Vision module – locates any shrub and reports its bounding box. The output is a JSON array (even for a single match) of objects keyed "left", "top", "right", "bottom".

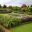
[
  {"left": 10, "top": 17, "right": 21, "bottom": 27},
  {"left": 0, "top": 14, "right": 24, "bottom": 28},
  {"left": 0, "top": 14, "right": 11, "bottom": 28}
]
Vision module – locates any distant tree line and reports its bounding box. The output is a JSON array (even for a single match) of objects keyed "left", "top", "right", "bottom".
[
  {"left": 0, "top": 4, "right": 7, "bottom": 8},
  {"left": 0, "top": 4, "right": 32, "bottom": 13}
]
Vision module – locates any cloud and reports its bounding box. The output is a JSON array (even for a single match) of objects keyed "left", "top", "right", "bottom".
[
  {"left": 0, "top": 0, "right": 11, "bottom": 5},
  {"left": 0, "top": 0, "right": 32, "bottom": 6}
]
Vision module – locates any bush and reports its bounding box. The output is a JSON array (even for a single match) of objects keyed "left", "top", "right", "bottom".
[
  {"left": 0, "top": 14, "right": 26, "bottom": 28},
  {"left": 0, "top": 14, "right": 29, "bottom": 28},
  {"left": 0, "top": 14, "right": 11, "bottom": 28},
  {"left": 10, "top": 17, "right": 21, "bottom": 27}
]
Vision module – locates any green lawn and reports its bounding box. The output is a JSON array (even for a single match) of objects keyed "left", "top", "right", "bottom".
[{"left": 12, "top": 23, "right": 32, "bottom": 32}]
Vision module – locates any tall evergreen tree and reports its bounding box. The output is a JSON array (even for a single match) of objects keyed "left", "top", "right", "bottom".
[
  {"left": 3, "top": 5, "right": 7, "bottom": 8},
  {"left": 0, "top": 4, "right": 2, "bottom": 8}
]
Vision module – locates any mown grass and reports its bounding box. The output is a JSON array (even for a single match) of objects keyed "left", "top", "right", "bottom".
[{"left": 12, "top": 23, "right": 32, "bottom": 32}]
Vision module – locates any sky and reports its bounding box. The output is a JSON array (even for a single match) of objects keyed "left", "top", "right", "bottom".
[{"left": 0, "top": 0, "right": 32, "bottom": 7}]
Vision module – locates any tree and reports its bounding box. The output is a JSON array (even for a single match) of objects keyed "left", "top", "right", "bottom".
[
  {"left": 21, "top": 4, "right": 28, "bottom": 12},
  {"left": 31, "top": 5, "right": 32, "bottom": 7},
  {"left": 29, "top": 7, "right": 32, "bottom": 12},
  {"left": 0, "top": 4, "right": 2, "bottom": 8},
  {"left": 21, "top": 4, "right": 27, "bottom": 8},
  {"left": 3, "top": 5, "right": 7, "bottom": 8},
  {"left": 12, "top": 6, "right": 20, "bottom": 13}
]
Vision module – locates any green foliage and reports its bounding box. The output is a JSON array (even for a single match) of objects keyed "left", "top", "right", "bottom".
[
  {"left": 3, "top": 5, "right": 7, "bottom": 8},
  {"left": 30, "top": 5, "right": 32, "bottom": 7},
  {"left": 0, "top": 4, "right": 2, "bottom": 8},
  {"left": 0, "top": 14, "right": 32, "bottom": 28},
  {"left": 0, "top": 15, "right": 11, "bottom": 28},
  {"left": 0, "top": 14, "right": 21, "bottom": 28},
  {"left": 29, "top": 7, "right": 32, "bottom": 12},
  {"left": 10, "top": 17, "right": 21, "bottom": 27},
  {"left": 0, "top": 4, "right": 32, "bottom": 13}
]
